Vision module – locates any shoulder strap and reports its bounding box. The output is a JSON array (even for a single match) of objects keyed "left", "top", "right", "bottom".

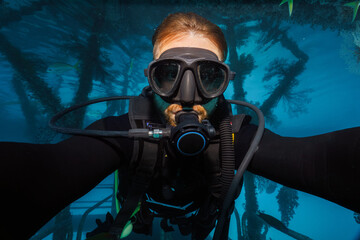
[
  {"left": 128, "top": 86, "right": 161, "bottom": 125},
  {"left": 110, "top": 87, "right": 164, "bottom": 237},
  {"left": 128, "top": 86, "right": 163, "bottom": 170},
  {"left": 231, "top": 114, "right": 251, "bottom": 133},
  {"left": 110, "top": 140, "right": 162, "bottom": 236},
  {"left": 203, "top": 142, "right": 222, "bottom": 199}
]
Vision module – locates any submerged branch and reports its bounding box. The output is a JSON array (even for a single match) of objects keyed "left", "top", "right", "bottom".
[
  {"left": 11, "top": 73, "right": 38, "bottom": 136},
  {"left": 70, "top": 6, "right": 106, "bottom": 128},
  {"left": 0, "top": 32, "right": 63, "bottom": 115},
  {"left": 257, "top": 212, "right": 313, "bottom": 240},
  {"left": 0, "top": 0, "right": 50, "bottom": 29},
  {"left": 260, "top": 22, "right": 309, "bottom": 123}
]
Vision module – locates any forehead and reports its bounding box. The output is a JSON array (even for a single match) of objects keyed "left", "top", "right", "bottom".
[
  {"left": 157, "top": 34, "right": 222, "bottom": 60},
  {"left": 159, "top": 47, "right": 219, "bottom": 60}
]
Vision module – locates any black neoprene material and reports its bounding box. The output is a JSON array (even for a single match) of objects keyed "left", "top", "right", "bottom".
[
  {"left": 235, "top": 124, "right": 360, "bottom": 214},
  {"left": 1, "top": 114, "right": 359, "bottom": 239}
]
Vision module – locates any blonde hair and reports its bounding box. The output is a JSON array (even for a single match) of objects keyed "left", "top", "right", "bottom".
[
  {"left": 152, "top": 12, "right": 227, "bottom": 61},
  {"left": 165, "top": 104, "right": 208, "bottom": 126}
]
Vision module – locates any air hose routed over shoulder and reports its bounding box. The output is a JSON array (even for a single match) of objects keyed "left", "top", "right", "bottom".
[
  {"left": 213, "top": 99, "right": 265, "bottom": 240},
  {"left": 218, "top": 101, "right": 235, "bottom": 202},
  {"left": 217, "top": 103, "right": 236, "bottom": 239}
]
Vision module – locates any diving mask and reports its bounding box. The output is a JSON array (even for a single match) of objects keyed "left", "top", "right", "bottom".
[{"left": 145, "top": 48, "right": 235, "bottom": 105}]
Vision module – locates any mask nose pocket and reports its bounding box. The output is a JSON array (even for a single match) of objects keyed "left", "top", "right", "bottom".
[{"left": 175, "top": 70, "right": 197, "bottom": 106}]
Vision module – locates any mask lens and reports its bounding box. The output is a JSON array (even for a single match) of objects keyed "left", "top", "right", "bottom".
[
  {"left": 198, "top": 61, "right": 226, "bottom": 95},
  {"left": 152, "top": 62, "right": 179, "bottom": 94}
]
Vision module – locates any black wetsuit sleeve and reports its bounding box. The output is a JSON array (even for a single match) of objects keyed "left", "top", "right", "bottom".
[
  {"left": 234, "top": 124, "right": 360, "bottom": 213},
  {"left": 0, "top": 114, "right": 133, "bottom": 239}
]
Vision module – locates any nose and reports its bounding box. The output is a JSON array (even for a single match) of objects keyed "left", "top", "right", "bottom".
[{"left": 173, "top": 70, "right": 202, "bottom": 107}]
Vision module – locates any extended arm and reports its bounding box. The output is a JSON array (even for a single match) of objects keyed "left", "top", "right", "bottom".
[
  {"left": 235, "top": 125, "right": 360, "bottom": 213},
  {"left": 0, "top": 115, "right": 132, "bottom": 239}
]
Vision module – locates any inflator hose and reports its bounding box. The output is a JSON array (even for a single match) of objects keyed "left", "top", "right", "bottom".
[
  {"left": 218, "top": 111, "right": 235, "bottom": 239},
  {"left": 212, "top": 99, "right": 265, "bottom": 240},
  {"left": 218, "top": 103, "right": 235, "bottom": 201}
]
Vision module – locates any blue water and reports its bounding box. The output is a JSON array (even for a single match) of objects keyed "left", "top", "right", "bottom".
[
  {"left": 225, "top": 24, "right": 360, "bottom": 240},
  {"left": 0, "top": 1, "right": 359, "bottom": 239}
]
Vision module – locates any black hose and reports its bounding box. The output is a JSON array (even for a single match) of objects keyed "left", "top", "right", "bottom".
[
  {"left": 212, "top": 100, "right": 236, "bottom": 239},
  {"left": 213, "top": 99, "right": 265, "bottom": 240},
  {"left": 49, "top": 96, "right": 134, "bottom": 137},
  {"left": 218, "top": 102, "right": 235, "bottom": 201}
]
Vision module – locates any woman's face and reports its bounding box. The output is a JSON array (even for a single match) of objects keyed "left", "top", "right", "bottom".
[
  {"left": 153, "top": 34, "right": 222, "bottom": 126},
  {"left": 156, "top": 34, "right": 222, "bottom": 60}
]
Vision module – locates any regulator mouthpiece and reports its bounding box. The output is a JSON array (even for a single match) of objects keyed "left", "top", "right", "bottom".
[{"left": 170, "top": 111, "right": 215, "bottom": 156}]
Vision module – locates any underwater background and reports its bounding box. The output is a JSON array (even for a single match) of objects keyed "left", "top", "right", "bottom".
[{"left": 0, "top": 0, "right": 359, "bottom": 239}]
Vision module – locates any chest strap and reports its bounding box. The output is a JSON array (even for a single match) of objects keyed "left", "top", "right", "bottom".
[{"left": 109, "top": 140, "right": 162, "bottom": 236}]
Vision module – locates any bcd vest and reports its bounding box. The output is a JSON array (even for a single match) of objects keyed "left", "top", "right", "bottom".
[{"left": 110, "top": 87, "right": 250, "bottom": 239}]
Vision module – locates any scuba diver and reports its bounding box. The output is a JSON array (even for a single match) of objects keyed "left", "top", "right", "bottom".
[{"left": 1, "top": 12, "right": 360, "bottom": 240}]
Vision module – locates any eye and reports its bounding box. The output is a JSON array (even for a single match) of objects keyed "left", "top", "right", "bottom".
[
  {"left": 152, "top": 62, "right": 179, "bottom": 93},
  {"left": 198, "top": 61, "right": 226, "bottom": 93}
]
